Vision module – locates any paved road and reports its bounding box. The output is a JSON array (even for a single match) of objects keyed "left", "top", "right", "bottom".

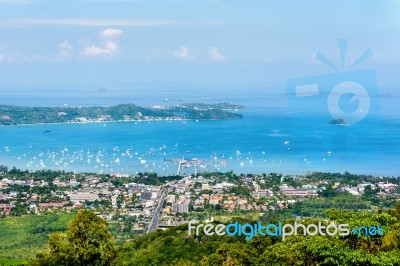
[{"left": 146, "top": 188, "right": 167, "bottom": 233}]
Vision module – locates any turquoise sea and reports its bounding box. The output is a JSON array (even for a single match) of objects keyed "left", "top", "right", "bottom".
[{"left": 0, "top": 88, "right": 399, "bottom": 176}]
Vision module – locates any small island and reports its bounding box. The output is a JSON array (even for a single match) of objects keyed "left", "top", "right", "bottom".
[
  {"left": 0, "top": 102, "right": 243, "bottom": 126},
  {"left": 329, "top": 118, "right": 347, "bottom": 125}
]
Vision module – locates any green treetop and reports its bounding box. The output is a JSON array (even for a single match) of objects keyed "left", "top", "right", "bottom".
[{"left": 31, "top": 209, "right": 118, "bottom": 266}]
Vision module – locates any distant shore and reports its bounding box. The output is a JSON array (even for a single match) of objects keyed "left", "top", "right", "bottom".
[
  {"left": 0, "top": 102, "right": 243, "bottom": 126},
  {"left": 0, "top": 116, "right": 242, "bottom": 128}
]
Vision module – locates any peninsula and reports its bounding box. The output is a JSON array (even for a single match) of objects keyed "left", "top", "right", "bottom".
[{"left": 0, "top": 103, "right": 243, "bottom": 126}]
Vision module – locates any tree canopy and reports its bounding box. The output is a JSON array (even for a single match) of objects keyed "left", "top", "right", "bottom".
[{"left": 31, "top": 209, "right": 118, "bottom": 266}]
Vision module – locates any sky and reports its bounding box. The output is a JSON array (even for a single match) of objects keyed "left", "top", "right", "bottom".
[{"left": 0, "top": 0, "right": 399, "bottom": 97}]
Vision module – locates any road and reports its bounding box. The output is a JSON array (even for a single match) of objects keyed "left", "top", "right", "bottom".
[{"left": 146, "top": 187, "right": 167, "bottom": 233}]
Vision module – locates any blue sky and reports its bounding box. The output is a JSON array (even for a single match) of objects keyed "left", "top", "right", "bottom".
[{"left": 0, "top": 0, "right": 399, "bottom": 94}]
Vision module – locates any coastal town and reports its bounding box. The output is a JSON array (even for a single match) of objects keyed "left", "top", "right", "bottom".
[
  {"left": 0, "top": 102, "right": 244, "bottom": 126},
  {"left": 1, "top": 166, "right": 399, "bottom": 239}
]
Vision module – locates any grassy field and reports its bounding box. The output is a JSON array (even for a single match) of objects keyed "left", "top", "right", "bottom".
[
  {"left": 0, "top": 258, "right": 30, "bottom": 266},
  {"left": 0, "top": 212, "right": 75, "bottom": 265},
  {"left": 213, "top": 211, "right": 260, "bottom": 223}
]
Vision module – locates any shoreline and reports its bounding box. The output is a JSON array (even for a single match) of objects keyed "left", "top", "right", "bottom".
[
  {"left": 0, "top": 117, "right": 242, "bottom": 128},
  {"left": 0, "top": 114, "right": 397, "bottom": 177},
  {"left": 0, "top": 156, "right": 397, "bottom": 178},
  {"left": 0, "top": 102, "right": 244, "bottom": 127},
  {"left": 0, "top": 164, "right": 396, "bottom": 178}
]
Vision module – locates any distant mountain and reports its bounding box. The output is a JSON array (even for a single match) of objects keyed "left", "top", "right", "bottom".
[{"left": 0, "top": 103, "right": 243, "bottom": 125}]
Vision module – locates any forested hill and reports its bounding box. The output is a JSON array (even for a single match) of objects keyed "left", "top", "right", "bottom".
[
  {"left": 117, "top": 208, "right": 400, "bottom": 266},
  {"left": 0, "top": 103, "right": 243, "bottom": 125}
]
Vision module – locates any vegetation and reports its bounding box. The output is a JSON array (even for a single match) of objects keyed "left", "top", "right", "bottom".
[
  {"left": 32, "top": 210, "right": 118, "bottom": 266},
  {"left": 0, "top": 213, "right": 75, "bottom": 265},
  {"left": 0, "top": 103, "right": 243, "bottom": 125},
  {"left": 117, "top": 206, "right": 400, "bottom": 266},
  {"left": 132, "top": 172, "right": 183, "bottom": 186},
  {"left": 4, "top": 204, "right": 400, "bottom": 265},
  {"left": 329, "top": 118, "right": 347, "bottom": 125},
  {"left": 272, "top": 193, "right": 373, "bottom": 219},
  {"left": 1, "top": 169, "right": 400, "bottom": 265}
]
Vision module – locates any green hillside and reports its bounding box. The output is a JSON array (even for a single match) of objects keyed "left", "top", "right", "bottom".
[{"left": 0, "top": 103, "right": 243, "bottom": 125}]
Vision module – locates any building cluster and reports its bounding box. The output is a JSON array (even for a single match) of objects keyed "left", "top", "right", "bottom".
[
  {"left": 279, "top": 184, "right": 320, "bottom": 197},
  {"left": 1, "top": 172, "right": 399, "bottom": 233},
  {"left": 340, "top": 181, "right": 398, "bottom": 196}
]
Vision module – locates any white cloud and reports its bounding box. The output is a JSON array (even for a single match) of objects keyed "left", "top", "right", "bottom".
[
  {"left": 209, "top": 46, "right": 226, "bottom": 62},
  {"left": 0, "top": 41, "right": 73, "bottom": 63},
  {"left": 83, "top": 41, "right": 118, "bottom": 56},
  {"left": 100, "top": 29, "right": 123, "bottom": 39},
  {"left": 0, "top": 51, "right": 19, "bottom": 62},
  {"left": 174, "top": 46, "right": 195, "bottom": 60},
  {"left": 25, "top": 54, "right": 43, "bottom": 62},
  {"left": 104, "top": 41, "right": 118, "bottom": 53},
  {"left": 1, "top": 52, "right": 44, "bottom": 63},
  {"left": 84, "top": 45, "right": 103, "bottom": 56},
  {"left": 83, "top": 28, "right": 123, "bottom": 57},
  {"left": 57, "top": 41, "right": 72, "bottom": 60}
]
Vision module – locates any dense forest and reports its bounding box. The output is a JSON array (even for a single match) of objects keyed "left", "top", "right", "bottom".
[
  {"left": 26, "top": 205, "right": 400, "bottom": 266},
  {"left": 0, "top": 103, "right": 243, "bottom": 125}
]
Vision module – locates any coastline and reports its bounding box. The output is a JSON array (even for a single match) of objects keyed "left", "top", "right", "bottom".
[
  {"left": 0, "top": 116, "right": 242, "bottom": 128},
  {"left": 0, "top": 162, "right": 395, "bottom": 177},
  {"left": 0, "top": 102, "right": 244, "bottom": 127},
  {"left": 0, "top": 113, "right": 397, "bottom": 177}
]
